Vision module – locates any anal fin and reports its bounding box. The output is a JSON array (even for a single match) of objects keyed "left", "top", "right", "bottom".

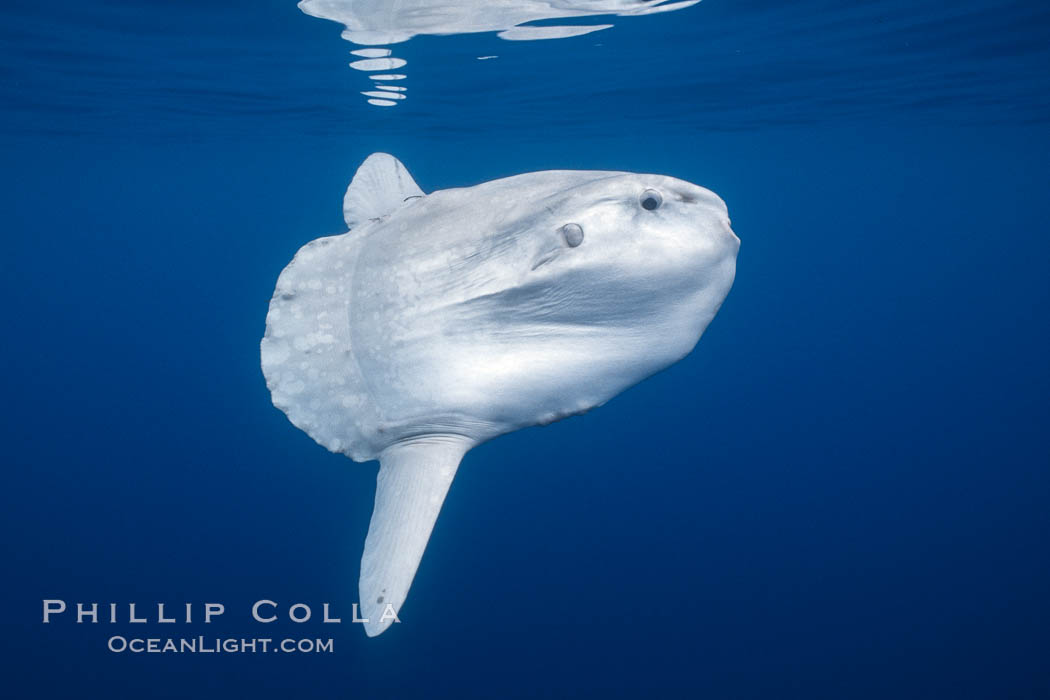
[{"left": 359, "top": 437, "right": 470, "bottom": 637}]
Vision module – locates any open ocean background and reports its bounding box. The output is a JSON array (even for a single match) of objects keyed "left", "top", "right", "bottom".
[{"left": 3, "top": 0, "right": 1049, "bottom": 697}]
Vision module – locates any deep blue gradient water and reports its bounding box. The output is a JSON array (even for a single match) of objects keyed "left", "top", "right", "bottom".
[{"left": 3, "top": 1, "right": 1049, "bottom": 698}]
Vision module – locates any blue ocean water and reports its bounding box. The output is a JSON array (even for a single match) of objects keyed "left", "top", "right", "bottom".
[{"left": 2, "top": 0, "right": 1049, "bottom": 697}]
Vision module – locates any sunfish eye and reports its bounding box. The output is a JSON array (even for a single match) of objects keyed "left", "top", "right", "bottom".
[
  {"left": 640, "top": 189, "right": 663, "bottom": 211},
  {"left": 560, "top": 222, "right": 584, "bottom": 247}
]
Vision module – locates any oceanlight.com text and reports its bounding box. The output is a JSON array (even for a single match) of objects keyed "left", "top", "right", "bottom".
[{"left": 107, "top": 636, "right": 334, "bottom": 654}]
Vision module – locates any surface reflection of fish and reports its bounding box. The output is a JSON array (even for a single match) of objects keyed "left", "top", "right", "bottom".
[
  {"left": 261, "top": 153, "right": 739, "bottom": 636},
  {"left": 299, "top": 0, "right": 703, "bottom": 105},
  {"left": 299, "top": 0, "right": 702, "bottom": 45}
]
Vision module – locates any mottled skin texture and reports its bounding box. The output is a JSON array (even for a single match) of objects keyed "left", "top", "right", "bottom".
[{"left": 260, "top": 154, "right": 738, "bottom": 635}]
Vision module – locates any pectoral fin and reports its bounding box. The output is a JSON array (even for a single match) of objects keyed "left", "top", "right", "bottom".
[{"left": 359, "top": 438, "right": 470, "bottom": 637}]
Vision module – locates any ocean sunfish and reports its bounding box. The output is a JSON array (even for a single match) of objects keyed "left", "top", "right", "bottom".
[{"left": 260, "top": 153, "right": 739, "bottom": 636}]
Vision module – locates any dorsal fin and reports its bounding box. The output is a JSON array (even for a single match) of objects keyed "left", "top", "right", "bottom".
[{"left": 343, "top": 153, "right": 424, "bottom": 229}]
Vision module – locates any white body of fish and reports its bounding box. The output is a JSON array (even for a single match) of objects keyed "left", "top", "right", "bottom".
[{"left": 261, "top": 153, "right": 738, "bottom": 635}]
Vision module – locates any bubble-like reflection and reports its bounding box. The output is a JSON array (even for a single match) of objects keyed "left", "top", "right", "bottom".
[
  {"left": 349, "top": 57, "right": 408, "bottom": 72},
  {"left": 351, "top": 48, "right": 391, "bottom": 58},
  {"left": 298, "top": 0, "right": 701, "bottom": 107},
  {"left": 362, "top": 91, "right": 407, "bottom": 100}
]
